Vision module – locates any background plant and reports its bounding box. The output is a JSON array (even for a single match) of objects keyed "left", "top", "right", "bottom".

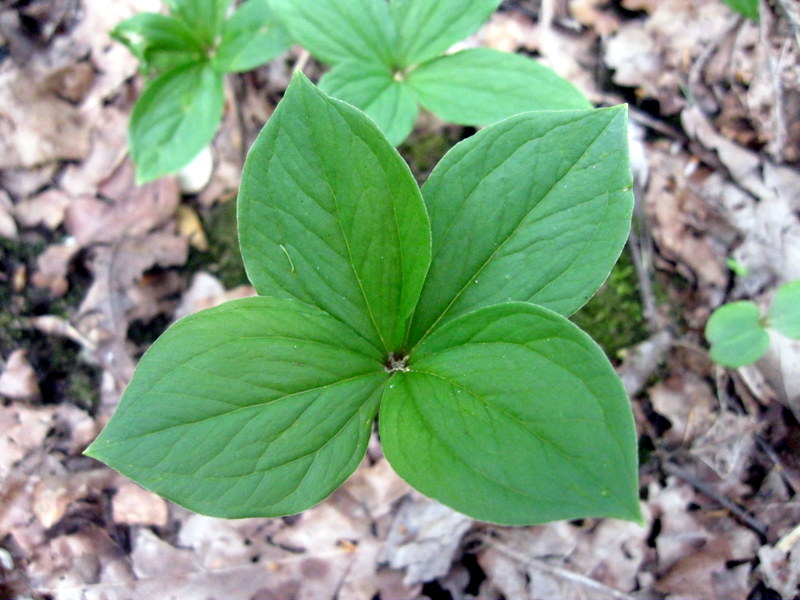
[
  {"left": 269, "top": 0, "right": 591, "bottom": 145},
  {"left": 113, "top": 0, "right": 291, "bottom": 183},
  {"left": 706, "top": 280, "right": 800, "bottom": 368},
  {"left": 86, "top": 74, "right": 640, "bottom": 526}
]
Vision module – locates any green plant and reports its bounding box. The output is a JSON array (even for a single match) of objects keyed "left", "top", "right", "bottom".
[
  {"left": 706, "top": 280, "right": 800, "bottom": 368},
  {"left": 113, "top": 0, "right": 292, "bottom": 183},
  {"left": 86, "top": 74, "right": 640, "bottom": 525},
  {"left": 269, "top": 0, "right": 591, "bottom": 145},
  {"left": 721, "top": 0, "right": 759, "bottom": 20}
]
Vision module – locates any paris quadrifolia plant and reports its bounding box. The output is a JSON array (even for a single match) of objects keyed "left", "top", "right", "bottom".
[
  {"left": 113, "top": 0, "right": 292, "bottom": 183},
  {"left": 269, "top": 0, "right": 591, "bottom": 145},
  {"left": 115, "top": 0, "right": 591, "bottom": 182},
  {"left": 86, "top": 74, "right": 642, "bottom": 526}
]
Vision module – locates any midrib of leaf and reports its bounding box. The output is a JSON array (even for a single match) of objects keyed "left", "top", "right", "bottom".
[
  {"left": 138, "top": 61, "right": 213, "bottom": 164},
  {"left": 401, "top": 374, "right": 593, "bottom": 506},
  {"left": 292, "top": 4, "right": 393, "bottom": 66},
  {"left": 331, "top": 184, "right": 391, "bottom": 354},
  {"left": 308, "top": 101, "right": 393, "bottom": 355},
  {"left": 406, "top": 114, "right": 613, "bottom": 349},
  {"left": 393, "top": 1, "right": 439, "bottom": 64},
  {"left": 118, "top": 370, "right": 383, "bottom": 443},
  {"left": 247, "top": 132, "right": 387, "bottom": 356},
  {"left": 119, "top": 377, "right": 382, "bottom": 504}
]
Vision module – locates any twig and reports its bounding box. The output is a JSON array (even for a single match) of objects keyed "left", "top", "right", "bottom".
[
  {"left": 626, "top": 106, "right": 688, "bottom": 143},
  {"left": 661, "top": 461, "right": 769, "bottom": 540},
  {"left": 293, "top": 49, "right": 311, "bottom": 75},
  {"left": 759, "top": 3, "right": 790, "bottom": 162},
  {"left": 687, "top": 15, "right": 741, "bottom": 113},
  {"left": 755, "top": 433, "right": 800, "bottom": 495},
  {"left": 487, "top": 540, "right": 639, "bottom": 600},
  {"left": 772, "top": 0, "right": 800, "bottom": 46}
]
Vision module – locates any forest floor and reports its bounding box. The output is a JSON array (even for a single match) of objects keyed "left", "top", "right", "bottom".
[{"left": 1, "top": 0, "right": 800, "bottom": 598}]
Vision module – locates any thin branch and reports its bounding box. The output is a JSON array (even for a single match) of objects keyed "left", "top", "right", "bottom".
[
  {"left": 487, "top": 540, "right": 639, "bottom": 600},
  {"left": 662, "top": 461, "right": 769, "bottom": 540}
]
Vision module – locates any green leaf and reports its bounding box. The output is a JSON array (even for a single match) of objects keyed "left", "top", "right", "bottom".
[
  {"left": 767, "top": 280, "right": 800, "bottom": 339},
  {"left": 111, "top": 13, "right": 205, "bottom": 74},
  {"left": 85, "top": 297, "right": 386, "bottom": 518},
  {"left": 705, "top": 301, "right": 769, "bottom": 367},
  {"left": 381, "top": 302, "right": 641, "bottom": 525},
  {"left": 130, "top": 62, "right": 224, "bottom": 184},
  {"left": 214, "top": 0, "right": 293, "bottom": 73},
  {"left": 406, "top": 106, "right": 633, "bottom": 348},
  {"left": 390, "top": 0, "right": 502, "bottom": 67},
  {"left": 722, "top": 0, "right": 759, "bottom": 20},
  {"left": 269, "top": 0, "right": 395, "bottom": 66},
  {"left": 166, "top": 0, "right": 231, "bottom": 47},
  {"left": 406, "top": 48, "right": 590, "bottom": 126},
  {"left": 319, "top": 61, "right": 419, "bottom": 145},
  {"left": 238, "top": 73, "right": 431, "bottom": 354}
]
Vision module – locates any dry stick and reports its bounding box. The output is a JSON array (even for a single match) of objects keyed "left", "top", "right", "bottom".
[
  {"left": 661, "top": 461, "right": 770, "bottom": 540},
  {"left": 487, "top": 540, "right": 639, "bottom": 600},
  {"left": 687, "top": 14, "right": 741, "bottom": 111},
  {"left": 293, "top": 49, "right": 311, "bottom": 75},
  {"left": 759, "top": 3, "right": 790, "bottom": 162},
  {"left": 626, "top": 106, "right": 688, "bottom": 143},
  {"left": 754, "top": 433, "right": 800, "bottom": 494},
  {"left": 772, "top": 0, "right": 800, "bottom": 46}
]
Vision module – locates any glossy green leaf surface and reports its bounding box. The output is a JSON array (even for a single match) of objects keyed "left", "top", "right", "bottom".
[
  {"left": 381, "top": 303, "right": 641, "bottom": 525},
  {"left": 111, "top": 13, "right": 204, "bottom": 74},
  {"left": 390, "top": 0, "right": 502, "bottom": 67},
  {"left": 130, "top": 62, "right": 224, "bottom": 184},
  {"left": 214, "top": 0, "right": 292, "bottom": 73},
  {"left": 767, "top": 280, "right": 800, "bottom": 339},
  {"left": 269, "top": 0, "right": 395, "bottom": 66},
  {"left": 85, "top": 297, "right": 386, "bottom": 518},
  {"left": 722, "top": 0, "right": 759, "bottom": 20},
  {"left": 319, "top": 61, "right": 419, "bottom": 145},
  {"left": 406, "top": 106, "right": 633, "bottom": 347},
  {"left": 166, "top": 0, "right": 231, "bottom": 47},
  {"left": 706, "top": 301, "right": 769, "bottom": 367},
  {"left": 407, "top": 48, "right": 590, "bottom": 125},
  {"left": 238, "top": 73, "right": 430, "bottom": 354}
]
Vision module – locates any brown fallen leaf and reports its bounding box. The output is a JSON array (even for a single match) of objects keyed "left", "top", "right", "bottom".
[
  {"left": 59, "top": 107, "right": 129, "bottom": 197},
  {"left": 0, "top": 56, "right": 93, "bottom": 169},
  {"left": 111, "top": 482, "right": 169, "bottom": 527},
  {"left": 644, "top": 143, "right": 728, "bottom": 310},
  {"left": 0, "top": 350, "right": 40, "bottom": 401},
  {"left": 758, "top": 543, "right": 800, "bottom": 599},
  {"left": 648, "top": 373, "right": 718, "bottom": 446},
  {"left": 378, "top": 496, "right": 473, "bottom": 586},
  {"left": 0, "top": 404, "right": 55, "bottom": 480},
  {"left": 64, "top": 171, "right": 180, "bottom": 247},
  {"left": 0, "top": 189, "right": 18, "bottom": 239},
  {"left": 13, "top": 188, "right": 71, "bottom": 230},
  {"left": 30, "top": 240, "right": 79, "bottom": 297},
  {"left": 692, "top": 411, "right": 759, "bottom": 481}
]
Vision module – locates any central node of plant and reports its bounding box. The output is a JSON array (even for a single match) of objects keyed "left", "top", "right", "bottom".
[{"left": 384, "top": 351, "right": 410, "bottom": 373}]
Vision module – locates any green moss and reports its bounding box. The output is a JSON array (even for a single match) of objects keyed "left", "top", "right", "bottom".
[
  {"left": 187, "top": 199, "right": 249, "bottom": 289},
  {"left": 399, "top": 129, "right": 459, "bottom": 184},
  {"left": 572, "top": 250, "right": 648, "bottom": 359},
  {"left": 0, "top": 235, "right": 100, "bottom": 409}
]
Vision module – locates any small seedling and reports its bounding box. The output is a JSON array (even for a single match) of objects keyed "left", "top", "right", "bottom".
[
  {"left": 86, "top": 75, "right": 640, "bottom": 525},
  {"left": 269, "top": 0, "right": 591, "bottom": 145},
  {"left": 113, "top": 0, "right": 292, "bottom": 183},
  {"left": 706, "top": 280, "right": 800, "bottom": 368}
]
